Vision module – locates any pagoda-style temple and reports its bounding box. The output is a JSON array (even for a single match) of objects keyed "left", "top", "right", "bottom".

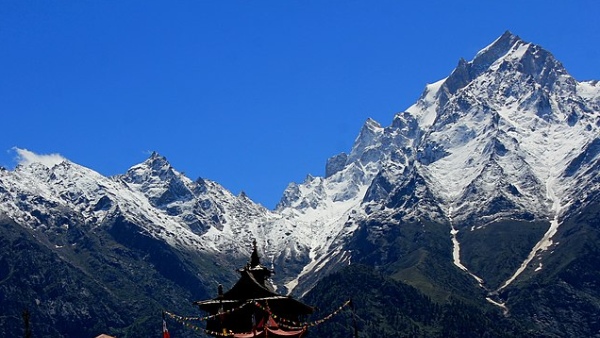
[{"left": 194, "top": 240, "right": 313, "bottom": 337}]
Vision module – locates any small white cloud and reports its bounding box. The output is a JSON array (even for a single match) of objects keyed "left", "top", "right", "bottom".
[{"left": 13, "top": 147, "right": 67, "bottom": 168}]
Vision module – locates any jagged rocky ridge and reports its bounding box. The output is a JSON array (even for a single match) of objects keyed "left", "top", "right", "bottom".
[{"left": 2, "top": 31, "right": 600, "bottom": 336}]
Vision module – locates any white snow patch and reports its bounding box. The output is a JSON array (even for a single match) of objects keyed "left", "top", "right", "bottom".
[
  {"left": 406, "top": 78, "right": 445, "bottom": 128},
  {"left": 578, "top": 80, "right": 600, "bottom": 99},
  {"left": 486, "top": 297, "right": 509, "bottom": 315},
  {"left": 448, "top": 207, "right": 485, "bottom": 286},
  {"left": 282, "top": 184, "right": 367, "bottom": 295}
]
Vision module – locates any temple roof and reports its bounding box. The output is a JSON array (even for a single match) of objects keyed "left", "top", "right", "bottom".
[{"left": 194, "top": 240, "right": 313, "bottom": 316}]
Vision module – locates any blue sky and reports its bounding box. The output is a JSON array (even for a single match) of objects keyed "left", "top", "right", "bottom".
[{"left": 1, "top": 1, "right": 599, "bottom": 209}]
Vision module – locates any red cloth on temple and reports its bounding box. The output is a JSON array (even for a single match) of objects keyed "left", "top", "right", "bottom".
[
  {"left": 232, "top": 328, "right": 305, "bottom": 338},
  {"left": 233, "top": 315, "right": 306, "bottom": 338}
]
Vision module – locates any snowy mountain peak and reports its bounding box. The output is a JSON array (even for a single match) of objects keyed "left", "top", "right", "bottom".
[
  {"left": 347, "top": 118, "right": 384, "bottom": 165},
  {"left": 124, "top": 152, "right": 178, "bottom": 182},
  {"left": 399, "top": 32, "right": 600, "bottom": 225},
  {"left": 408, "top": 31, "right": 572, "bottom": 129},
  {"left": 445, "top": 31, "right": 567, "bottom": 99},
  {"left": 473, "top": 31, "right": 522, "bottom": 66},
  {"left": 440, "top": 31, "right": 520, "bottom": 98},
  {"left": 325, "top": 152, "right": 348, "bottom": 178}
]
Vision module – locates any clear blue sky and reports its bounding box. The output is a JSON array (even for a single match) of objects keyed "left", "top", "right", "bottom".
[{"left": 1, "top": 1, "right": 599, "bottom": 209}]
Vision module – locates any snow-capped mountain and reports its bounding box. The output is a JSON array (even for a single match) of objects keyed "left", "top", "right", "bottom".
[
  {"left": 3, "top": 31, "right": 600, "bottom": 336},
  {"left": 4, "top": 31, "right": 600, "bottom": 291},
  {"left": 274, "top": 31, "right": 600, "bottom": 296},
  {"left": 406, "top": 31, "right": 600, "bottom": 224}
]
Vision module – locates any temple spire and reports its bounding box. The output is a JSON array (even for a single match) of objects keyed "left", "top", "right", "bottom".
[{"left": 250, "top": 239, "right": 260, "bottom": 268}]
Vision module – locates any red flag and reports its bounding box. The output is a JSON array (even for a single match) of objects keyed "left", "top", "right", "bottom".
[{"left": 163, "top": 318, "right": 170, "bottom": 338}]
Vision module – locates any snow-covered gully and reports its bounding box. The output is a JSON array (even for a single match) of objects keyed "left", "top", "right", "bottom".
[
  {"left": 449, "top": 207, "right": 509, "bottom": 314},
  {"left": 448, "top": 207, "right": 485, "bottom": 288},
  {"left": 497, "top": 178, "right": 563, "bottom": 293},
  {"left": 448, "top": 207, "right": 485, "bottom": 286}
]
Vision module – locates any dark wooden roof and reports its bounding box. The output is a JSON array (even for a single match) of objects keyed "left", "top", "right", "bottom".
[{"left": 194, "top": 240, "right": 313, "bottom": 316}]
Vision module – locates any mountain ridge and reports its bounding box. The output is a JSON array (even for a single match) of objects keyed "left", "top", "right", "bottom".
[{"left": 3, "top": 32, "right": 600, "bottom": 336}]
